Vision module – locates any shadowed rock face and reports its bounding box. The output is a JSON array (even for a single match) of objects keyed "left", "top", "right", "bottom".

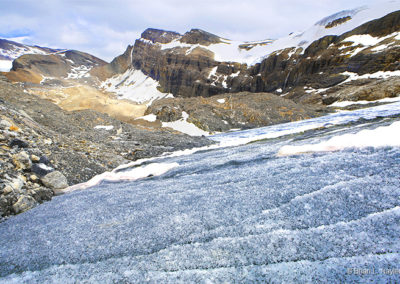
[
  {"left": 91, "top": 45, "right": 134, "bottom": 81},
  {"left": 141, "top": 28, "right": 181, "bottom": 44},
  {"left": 180, "top": 29, "right": 222, "bottom": 45},
  {"left": 97, "top": 10, "right": 400, "bottom": 103}
]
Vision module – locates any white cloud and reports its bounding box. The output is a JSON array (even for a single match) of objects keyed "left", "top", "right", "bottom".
[{"left": 0, "top": 0, "right": 396, "bottom": 61}]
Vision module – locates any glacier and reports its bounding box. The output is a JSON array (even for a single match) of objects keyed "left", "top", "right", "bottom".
[{"left": 0, "top": 101, "right": 399, "bottom": 283}]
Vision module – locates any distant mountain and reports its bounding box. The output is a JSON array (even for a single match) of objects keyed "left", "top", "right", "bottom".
[
  {"left": 2, "top": 2, "right": 399, "bottom": 133},
  {"left": 0, "top": 38, "right": 106, "bottom": 84},
  {"left": 6, "top": 50, "right": 106, "bottom": 84},
  {"left": 0, "top": 38, "right": 61, "bottom": 71},
  {"left": 91, "top": 1, "right": 399, "bottom": 106}
]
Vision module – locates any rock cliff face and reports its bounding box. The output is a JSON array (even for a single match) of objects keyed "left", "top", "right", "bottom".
[
  {"left": 98, "top": 8, "right": 400, "bottom": 106},
  {"left": 132, "top": 32, "right": 225, "bottom": 98}
]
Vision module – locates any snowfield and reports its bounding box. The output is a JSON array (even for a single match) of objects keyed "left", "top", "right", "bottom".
[{"left": 101, "top": 68, "right": 174, "bottom": 104}]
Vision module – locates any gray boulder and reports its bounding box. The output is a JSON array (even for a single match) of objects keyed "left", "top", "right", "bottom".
[
  {"left": 0, "top": 119, "right": 12, "bottom": 129},
  {"left": 41, "top": 171, "right": 68, "bottom": 190}
]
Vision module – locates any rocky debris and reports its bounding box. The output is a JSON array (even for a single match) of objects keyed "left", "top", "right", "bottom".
[
  {"left": 30, "top": 154, "right": 40, "bottom": 162},
  {"left": 12, "top": 151, "right": 32, "bottom": 170},
  {"left": 0, "top": 119, "right": 12, "bottom": 129},
  {"left": 12, "top": 195, "right": 38, "bottom": 214},
  {"left": 0, "top": 75, "right": 213, "bottom": 219},
  {"left": 10, "top": 138, "right": 29, "bottom": 148},
  {"left": 0, "top": 117, "right": 58, "bottom": 218},
  {"left": 147, "top": 92, "right": 325, "bottom": 132},
  {"left": 321, "top": 77, "right": 400, "bottom": 105},
  {"left": 280, "top": 76, "right": 400, "bottom": 106},
  {"left": 40, "top": 171, "right": 68, "bottom": 190}
]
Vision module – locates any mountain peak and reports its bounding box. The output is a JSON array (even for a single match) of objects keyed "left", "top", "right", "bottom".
[
  {"left": 180, "top": 29, "right": 222, "bottom": 45},
  {"left": 140, "top": 28, "right": 181, "bottom": 44}
]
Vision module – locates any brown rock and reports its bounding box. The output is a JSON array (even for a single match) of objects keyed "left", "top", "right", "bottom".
[
  {"left": 12, "top": 195, "right": 38, "bottom": 214},
  {"left": 12, "top": 151, "right": 32, "bottom": 170}
]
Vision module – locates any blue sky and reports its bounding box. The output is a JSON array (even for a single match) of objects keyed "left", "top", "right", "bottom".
[{"left": 0, "top": 0, "right": 395, "bottom": 61}]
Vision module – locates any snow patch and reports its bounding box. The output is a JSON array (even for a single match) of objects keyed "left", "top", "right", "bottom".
[
  {"left": 343, "top": 34, "right": 383, "bottom": 46},
  {"left": 94, "top": 125, "right": 114, "bottom": 130},
  {"left": 37, "top": 163, "right": 54, "bottom": 171},
  {"left": 162, "top": 111, "right": 209, "bottom": 136},
  {"left": 341, "top": 70, "right": 400, "bottom": 84},
  {"left": 135, "top": 114, "right": 157, "bottom": 122},
  {"left": 65, "top": 162, "right": 179, "bottom": 192},
  {"left": 0, "top": 44, "right": 48, "bottom": 61},
  {"left": 0, "top": 60, "right": 13, "bottom": 72},
  {"left": 277, "top": 121, "right": 400, "bottom": 156},
  {"left": 208, "top": 66, "right": 218, "bottom": 79},
  {"left": 340, "top": 32, "right": 400, "bottom": 56},
  {"left": 230, "top": 71, "right": 240, "bottom": 78},
  {"left": 329, "top": 96, "right": 400, "bottom": 107},
  {"left": 67, "top": 65, "right": 91, "bottom": 79},
  {"left": 101, "top": 69, "right": 173, "bottom": 104}
]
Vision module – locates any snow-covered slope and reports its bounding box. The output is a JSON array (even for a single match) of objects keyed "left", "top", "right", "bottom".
[
  {"left": 100, "top": 68, "right": 173, "bottom": 104},
  {"left": 0, "top": 38, "right": 59, "bottom": 72},
  {"left": 143, "top": 1, "right": 399, "bottom": 65}
]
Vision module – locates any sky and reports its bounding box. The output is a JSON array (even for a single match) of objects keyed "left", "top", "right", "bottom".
[{"left": 0, "top": 0, "right": 395, "bottom": 62}]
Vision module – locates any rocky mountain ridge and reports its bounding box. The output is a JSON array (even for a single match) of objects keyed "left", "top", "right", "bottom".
[
  {"left": 89, "top": 4, "right": 400, "bottom": 131},
  {"left": 98, "top": 7, "right": 400, "bottom": 103},
  {"left": 0, "top": 38, "right": 60, "bottom": 72},
  {"left": 1, "top": 4, "right": 399, "bottom": 135}
]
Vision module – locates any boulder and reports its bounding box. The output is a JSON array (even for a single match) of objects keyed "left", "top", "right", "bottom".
[
  {"left": 9, "top": 139, "right": 29, "bottom": 148},
  {"left": 31, "top": 155, "right": 40, "bottom": 163},
  {"left": 39, "top": 155, "right": 52, "bottom": 165},
  {"left": 31, "top": 187, "right": 53, "bottom": 202},
  {"left": 9, "top": 176, "right": 25, "bottom": 193},
  {"left": 0, "top": 119, "right": 12, "bottom": 129},
  {"left": 41, "top": 171, "right": 68, "bottom": 190},
  {"left": 12, "top": 151, "right": 32, "bottom": 170},
  {"left": 31, "top": 163, "right": 54, "bottom": 177},
  {"left": 12, "top": 195, "right": 38, "bottom": 214}
]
